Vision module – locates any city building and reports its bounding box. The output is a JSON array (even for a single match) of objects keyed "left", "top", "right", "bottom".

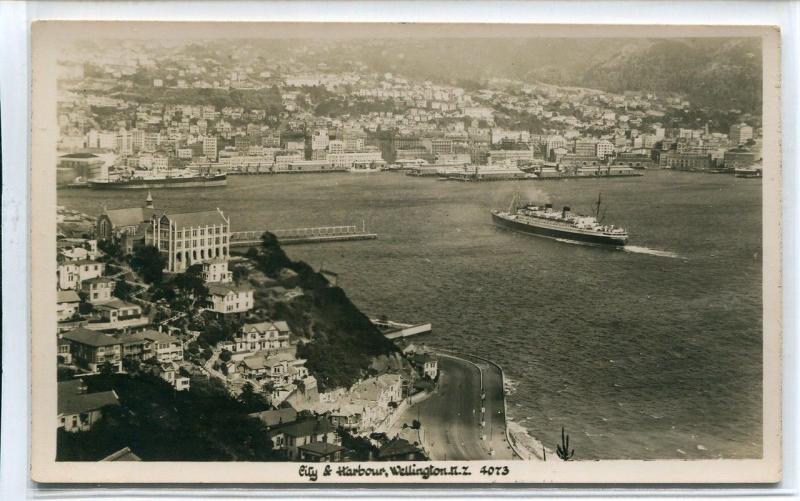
[
  {"left": 224, "top": 321, "right": 291, "bottom": 354},
  {"left": 206, "top": 282, "right": 254, "bottom": 315},
  {"left": 95, "top": 193, "right": 160, "bottom": 255},
  {"left": 57, "top": 290, "right": 81, "bottom": 321},
  {"left": 61, "top": 327, "right": 124, "bottom": 372},
  {"left": 57, "top": 153, "right": 107, "bottom": 185},
  {"left": 202, "top": 259, "right": 233, "bottom": 283},
  {"left": 80, "top": 276, "right": 115, "bottom": 304},
  {"left": 203, "top": 135, "right": 218, "bottom": 160},
  {"left": 58, "top": 379, "right": 119, "bottom": 432},
  {"left": 267, "top": 417, "right": 340, "bottom": 461},
  {"left": 56, "top": 259, "right": 106, "bottom": 291},
  {"left": 729, "top": 123, "right": 754, "bottom": 145},
  {"left": 148, "top": 208, "right": 231, "bottom": 273}
]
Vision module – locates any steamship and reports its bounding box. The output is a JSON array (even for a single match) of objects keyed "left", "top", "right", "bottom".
[
  {"left": 491, "top": 193, "right": 628, "bottom": 247},
  {"left": 88, "top": 168, "right": 226, "bottom": 190}
]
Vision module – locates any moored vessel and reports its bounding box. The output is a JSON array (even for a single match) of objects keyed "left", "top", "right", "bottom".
[
  {"left": 87, "top": 170, "right": 227, "bottom": 189},
  {"left": 491, "top": 193, "right": 628, "bottom": 247}
]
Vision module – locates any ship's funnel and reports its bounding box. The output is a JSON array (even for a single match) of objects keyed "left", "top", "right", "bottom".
[
  {"left": 562, "top": 206, "right": 571, "bottom": 217},
  {"left": 545, "top": 203, "right": 553, "bottom": 209}
]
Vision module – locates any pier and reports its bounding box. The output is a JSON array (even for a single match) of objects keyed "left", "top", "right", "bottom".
[
  {"left": 230, "top": 224, "right": 377, "bottom": 247},
  {"left": 372, "top": 319, "right": 433, "bottom": 340}
]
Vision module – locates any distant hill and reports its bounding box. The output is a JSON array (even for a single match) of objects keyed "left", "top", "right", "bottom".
[
  {"left": 577, "top": 38, "right": 762, "bottom": 114},
  {"left": 329, "top": 37, "right": 763, "bottom": 115}
]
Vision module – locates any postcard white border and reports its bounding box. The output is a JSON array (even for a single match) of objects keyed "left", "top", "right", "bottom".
[{"left": 0, "top": 2, "right": 798, "bottom": 492}]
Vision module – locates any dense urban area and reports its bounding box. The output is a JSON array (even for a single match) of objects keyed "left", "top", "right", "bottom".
[{"left": 55, "top": 38, "right": 763, "bottom": 463}]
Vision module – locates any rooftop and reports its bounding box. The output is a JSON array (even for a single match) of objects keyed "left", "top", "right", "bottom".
[
  {"left": 270, "top": 418, "right": 336, "bottom": 438},
  {"left": 61, "top": 327, "right": 122, "bottom": 347},
  {"left": 57, "top": 290, "right": 81, "bottom": 303},
  {"left": 162, "top": 209, "right": 228, "bottom": 229},
  {"left": 297, "top": 442, "right": 345, "bottom": 456},
  {"left": 249, "top": 407, "right": 298, "bottom": 428},
  {"left": 58, "top": 379, "right": 119, "bottom": 416}
]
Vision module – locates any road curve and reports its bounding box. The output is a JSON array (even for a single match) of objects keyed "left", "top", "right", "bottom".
[{"left": 397, "top": 355, "right": 515, "bottom": 460}]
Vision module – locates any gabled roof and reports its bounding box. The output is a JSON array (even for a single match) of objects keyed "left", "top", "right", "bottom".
[
  {"left": 101, "top": 447, "right": 142, "bottom": 462},
  {"left": 62, "top": 327, "right": 121, "bottom": 347},
  {"left": 57, "top": 290, "right": 81, "bottom": 303},
  {"left": 208, "top": 282, "right": 252, "bottom": 297},
  {"left": 297, "top": 442, "right": 345, "bottom": 456},
  {"left": 82, "top": 276, "right": 115, "bottom": 284},
  {"left": 377, "top": 438, "right": 423, "bottom": 459},
  {"left": 103, "top": 207, "right": 158, "bottom": 229},
  {"left": 162, "top": 209, "right": 227, "bottom": 229},
  {"left": 123, "top": 329, "right": 179, "bottom": 345},
  {"left": 95, "top": 299, "right": 140, "bottom": 311},
  {"left": 270, "top": 418, "right": 336, "bottom": 438},
  {"left": 249, "top": 408, "right": 298, "bottom": 428},
  {"left": 244, "top": 320, "right": 290, "bottom": 335},
  {"left": 58, "top": 379, "right": 119, "bottom": 415}
]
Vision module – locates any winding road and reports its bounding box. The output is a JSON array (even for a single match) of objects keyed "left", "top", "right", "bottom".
[{"left": 396, "top": 354, "right": 515, "bottom": 460}]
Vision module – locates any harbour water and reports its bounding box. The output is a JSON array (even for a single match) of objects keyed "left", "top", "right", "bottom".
[{"left": 58, "top": 170, "right": 763, "bottom": 460}]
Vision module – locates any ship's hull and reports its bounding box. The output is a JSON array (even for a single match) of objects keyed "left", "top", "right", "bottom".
[
  {"left": 492, "top": 212, "right": 627, "bottom": 247},
  {"left": 88, "top": 174, "right": 227, "bottom": 189}
]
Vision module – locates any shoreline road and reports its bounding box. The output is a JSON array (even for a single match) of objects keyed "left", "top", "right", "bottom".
[{"left": 395, "top": 354, "right": 515, "bottom": 460}]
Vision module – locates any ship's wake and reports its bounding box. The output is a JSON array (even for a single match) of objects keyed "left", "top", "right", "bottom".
[{"left": 624, "top": 245, "right": 683, "bottom": 259}]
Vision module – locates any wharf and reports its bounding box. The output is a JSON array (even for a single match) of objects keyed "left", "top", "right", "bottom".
[
  {"left": 372, "top": 319, "right": 432, "bottom": 340},
  {"left": 230, "top": 225, "right": 377, "bottom": 247}
]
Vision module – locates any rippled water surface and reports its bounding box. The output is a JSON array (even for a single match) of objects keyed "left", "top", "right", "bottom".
[{"left": 59, "top": 170, "right": 763, "bottom": 459}]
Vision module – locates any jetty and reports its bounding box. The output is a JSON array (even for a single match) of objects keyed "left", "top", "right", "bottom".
[
  {"left": 230, "top": 224, "right": 377, "bottom": 247},
  {"left": 372, "top": 319, "right": 432, "bottom": 340}
]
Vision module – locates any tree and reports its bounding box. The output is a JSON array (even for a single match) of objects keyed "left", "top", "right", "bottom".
[
  {"left": 237, "top": 382, "right": 269, "bottom": 413},
  {"left": 219, "top": 349, "right": 232, "bottom": 363},
  {"left": 131, "top": 245, "right": 166, "bottom": 284},
  {"left": 114, "top": 280, "right": 135, "bottom": 301},
  {"left": 556, "top": 427, "right": 575, "bottom": 461},
  {"left": 173, "top": 266, "right": 209, "bottom": 305}
]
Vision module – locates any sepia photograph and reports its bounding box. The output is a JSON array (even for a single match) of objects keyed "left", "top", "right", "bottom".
[{"left": 29, "top": 21, "right": 782, "bottom": 484}]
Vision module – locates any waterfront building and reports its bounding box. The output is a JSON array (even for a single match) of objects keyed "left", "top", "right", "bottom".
[
  {"left": 488, "top": 149, "right": 534, "bottom": 165},
  {"left": 58, "top": 379, "right": 119, "bottom": 432},
  {"left": 574, "top": 138, "right": 598, "bottom": 157},
  {"left": 326, "top": 151, "right": 383, "bottom": 168},
  {"left": 545, "top": 135, "right": 568, "bottom": 160},
  {"left": 596, "top": 139, "right": 615, "bottom": 158},
  {"left": 311, "top": 129, "right": 330, "bottom": 151},
  {"left": 203, "top": 135, "right": 218, "bottom": 160},
  {"left": 724, "top": 147, "right": 757, "bottom": 170},
  {"left": 280, "top": 160, "right": 341, "bottom": 174},
  {"left": 148, "top": 208, "right": 230, "bottom": 273},
  {"left": 275, "top": 153, "right": 303, "bottom": 170},
  {"left": 660, "top": 151, "right": 713, "bottom": 171},
  {"left": 57, "top": 153, "right": 107, "bottom": 184},
  {"left": 729, "top": 123, "right": 754, "bottom": 145}
]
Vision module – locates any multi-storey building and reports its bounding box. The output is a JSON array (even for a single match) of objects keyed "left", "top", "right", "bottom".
[
  {"left": 148, "top": 208, "right": 230, "bottom": 273},
  {"left": 203, "top": 135, "right": 218, "bottom": 160},
  {"left": 326, "top": 151, "right": 383, "bottom": 168},
  {"left": 56, "top": 259, "right": 106, "bottom": 291},
  {"left": 596, "top": 140, "right": 615, "bottom": 158},
  {"left": 729, "top": 123, "right": 754, "bottom": 145}
]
